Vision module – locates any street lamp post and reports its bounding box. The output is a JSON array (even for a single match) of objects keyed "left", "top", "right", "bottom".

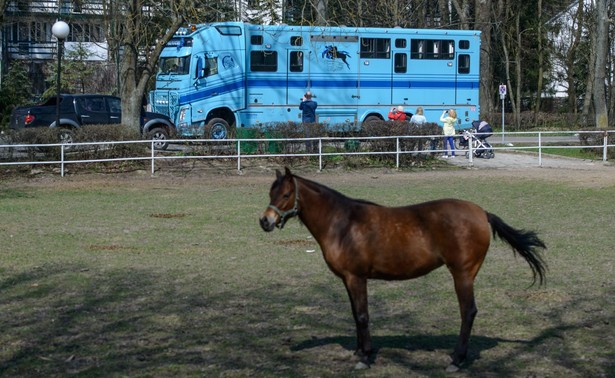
[{"left": 51, "top": 20, "right": 70, "bottom": 131}]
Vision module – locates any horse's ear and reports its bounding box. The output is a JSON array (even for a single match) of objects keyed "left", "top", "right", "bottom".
[
  {"left": 275, "top": 169, "right": 282, "bottom": 178},
  {"left": 284, "top": 166, "right": 292, "bottom": 177}
]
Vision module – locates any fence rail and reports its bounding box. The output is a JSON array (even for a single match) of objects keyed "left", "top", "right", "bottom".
[{"left": 0, "top": 130, "right": 612, "bottom": 177}]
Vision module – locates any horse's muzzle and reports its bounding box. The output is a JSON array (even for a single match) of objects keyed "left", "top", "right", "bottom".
[{"left": 259, "top": 214, "right": 277, "bottom": 232}]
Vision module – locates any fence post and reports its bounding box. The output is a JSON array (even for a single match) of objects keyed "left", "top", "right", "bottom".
[
  {"left": 396, "top": 137, "right": 400, "bottom": 169},
  {"left": 468, "top": 135, "right": 473, "bottom": 166},
  {"left": 61, "top": 144, "right": 65, "bottom": 177},
  {"left": 237, "top": 140, "right": 241, "bottom": 172},
  {"left": 150, "top": 140, "right": 155, "bottom": 176},
  {"left": 603, "top": 131, "right": 608, "bottom": 162},
  {"left": 538, "top": 132, "right": 542, "bottom": 166},
  {"left": 318, "top": 138, "right": 322, "bottom": 171}
]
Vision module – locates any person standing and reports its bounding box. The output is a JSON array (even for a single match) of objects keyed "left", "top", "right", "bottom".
[
  {"left": 409, "top": 106, "right": 427, "bottom": 125},
  {"left": 299, "top": 91, "right": 318, "bottom": 152},
  {"left": 440, "top": 108, "right": 458, "bottom": 158},
  {"left": 299, "top": 91, "right": 317, "bottom": 123},
  {"left": 388, "top": 105, "right": 407, "bottom": 121},
  {"left": 410, "top": 106, "right": 428, "bottom": 152}
]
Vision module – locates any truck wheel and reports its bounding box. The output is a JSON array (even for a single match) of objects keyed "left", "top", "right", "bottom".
[
  {"left": 207, "top": 118, "right": 235, "bottom": 139},
  {"left": 363, "top": 115, "right": 381, "bottom": 124},
  {"left": 58, "top": 128, "right": 75, "bottom": 145},
  {"left": 147, "top": 127, "right": 170, "bottom": 150}
]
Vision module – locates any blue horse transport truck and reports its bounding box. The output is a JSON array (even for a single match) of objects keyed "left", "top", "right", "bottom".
[{"left": 150, "top": 22, "right": 481, "bottom": 139}]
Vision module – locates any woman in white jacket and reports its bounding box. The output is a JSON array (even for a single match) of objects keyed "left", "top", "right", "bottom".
[{"left": 440, "top": 109, "right": 458, "bottom": 158}]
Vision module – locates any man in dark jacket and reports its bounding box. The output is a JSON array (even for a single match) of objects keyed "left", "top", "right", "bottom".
[{"left": 299, "top": 91, "right": 317, "bottom": 123}]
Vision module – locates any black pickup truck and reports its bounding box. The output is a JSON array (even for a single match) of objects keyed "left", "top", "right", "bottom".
[{"left": 9, "top": 94, "right": 175, "bottom": 150}]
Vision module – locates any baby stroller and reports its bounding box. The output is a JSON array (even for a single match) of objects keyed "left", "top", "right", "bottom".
[{"left": 461, "top": 121, "right": 495, "bottom": 159}]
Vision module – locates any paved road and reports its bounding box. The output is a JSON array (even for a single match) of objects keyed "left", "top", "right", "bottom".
[
  {"left": 490, "top": 135, "right": 579, "bottom": 145},
  {"left": 445, "top": 150, "right": 612, "bottom": 170}
]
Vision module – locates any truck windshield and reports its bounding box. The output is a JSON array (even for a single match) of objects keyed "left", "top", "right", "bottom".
[{"left": 158, "top": 56, "right": 190, "bottom": 75}]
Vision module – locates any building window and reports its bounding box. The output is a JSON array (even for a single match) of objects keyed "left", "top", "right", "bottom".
[
  {"left": 250, "top": 51, "right": 277, "bottom": 72},
  {"left": 72, "top": 0, "right": 83, "bottom": 13},
  {"left": 360, "top": 38, "right": 390, "bottom": 59}
]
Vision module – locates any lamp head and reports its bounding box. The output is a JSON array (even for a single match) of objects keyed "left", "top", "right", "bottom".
[{"left": 52, "top": 21, "right": 70, "bottom": 40}]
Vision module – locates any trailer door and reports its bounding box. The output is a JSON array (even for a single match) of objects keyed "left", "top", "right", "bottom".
[
  {"left": 287, "top": 48, "right": 309, "bottom": 122},
  {"left": 391, "top": 37, "right": 410, "bottom": 109}
]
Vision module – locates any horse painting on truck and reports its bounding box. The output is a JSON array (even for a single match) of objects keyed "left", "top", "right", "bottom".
[{"left": 150, "top": 23, "right": 481, "bottom": 139}]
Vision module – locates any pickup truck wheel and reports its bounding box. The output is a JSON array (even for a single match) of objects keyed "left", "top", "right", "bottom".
[
  {"left": 58, "top": 128, "right": 75, "bottom": 145},
  {"left": 207, "top": 118, "right": 235, "bottom": 140},
  {"left": 147, "top": 127, "right": 170, "bottom": 150}
]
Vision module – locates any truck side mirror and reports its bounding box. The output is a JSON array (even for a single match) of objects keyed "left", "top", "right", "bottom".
[{"left": 195, "top": 56, "right": 205, "bottom": 79}]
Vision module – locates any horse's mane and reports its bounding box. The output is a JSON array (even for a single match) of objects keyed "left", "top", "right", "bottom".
[{"left": 293, "top": 174, "right": 381, "bottom": 207}]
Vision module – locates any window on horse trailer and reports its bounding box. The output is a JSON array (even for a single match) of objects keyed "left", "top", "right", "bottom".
[
  {"left": 250, "top": 51, "right": 278, "bottom": 72},
  {"left": 360, "top": 38, "right": 390, "bottom": 59},
  {"left": 411, "top": 39, "right": 455, "bottom": 60},
  {"left": 394, "top": 53, "right": 407, "bottom": 73},
  {"left": 290, "top": 51, "right": 303, "bottom": 72}
]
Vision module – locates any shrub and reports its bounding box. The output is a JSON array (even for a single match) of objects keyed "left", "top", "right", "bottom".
[
  {"left": 238, "top": 121, "right": 443, "bottom": 167},
  {"left": 578, "top": 129, "right": 614, "bottom": 160},
  {"left": 2, "top": 124, "right": 147, "bottom": 163}
]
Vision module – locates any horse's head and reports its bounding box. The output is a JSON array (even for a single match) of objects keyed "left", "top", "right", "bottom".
[{"left": 260, "top": 167, "right": 300, "bottom": 232}]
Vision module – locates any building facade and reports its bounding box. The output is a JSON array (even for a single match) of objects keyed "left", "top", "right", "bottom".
[{"left": 1, "top": 0, "right": 109, "bottom": 95}]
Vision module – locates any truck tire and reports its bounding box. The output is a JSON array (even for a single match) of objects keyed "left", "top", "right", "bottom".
[
  {"left": 363, "top": 115, "right": 382, "bottom": 125},
  {"left": 207, "top": 118, "right": 235, "bottom": 140},
  {"left": 147, "top": 127, "right": 170, "bottom": 150},
  {"left": 58, "top": 128, "right": 75, "bottom": 145}
]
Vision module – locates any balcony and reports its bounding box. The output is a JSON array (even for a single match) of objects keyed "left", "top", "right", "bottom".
[{"left": 5, "top": 0, "right": 105, "bottom": 16}]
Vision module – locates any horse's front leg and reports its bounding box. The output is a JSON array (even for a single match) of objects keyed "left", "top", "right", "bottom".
[{"left": 343, "top": 275, "right": 371, "bottom": 367}]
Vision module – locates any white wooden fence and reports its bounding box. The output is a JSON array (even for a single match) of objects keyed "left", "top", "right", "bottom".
[{"left": 0, "top": 130, "right": 612, "bottom": 177}]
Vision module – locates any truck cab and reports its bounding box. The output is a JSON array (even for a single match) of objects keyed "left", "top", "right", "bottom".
[{"left": 151, "top": 23, "right": 246, "bottom": 139}]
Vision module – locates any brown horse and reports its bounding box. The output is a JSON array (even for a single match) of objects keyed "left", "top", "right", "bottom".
[{"left": 259, "top": 167, "right": 546, "bottom": 371}]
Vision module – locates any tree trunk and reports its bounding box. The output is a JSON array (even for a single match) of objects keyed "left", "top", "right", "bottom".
[
  {"left": 315, "top": 0, "right": 327, "bottom": 24},
  {"left": 476, "top": 0, "right": 494, "bottom": 117},
  {"left": 118, "top": 0, "right": 184, "bottom": 134},
  {"left": 592, "top": 0, "right": 608, "bottom": 129},
  {"left": 570, "top": 0, "right": 585, "bottom": 117},
  {"left": 534, "top": 0, "right": 543, "bottom": 115},
  {"left": 514, "top": 13, "right": 522, "bottom": 128}
]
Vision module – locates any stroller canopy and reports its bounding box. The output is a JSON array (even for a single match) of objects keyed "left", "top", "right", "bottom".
[{"left": 472, "top": 120, "right": 492, "bottom": 133}]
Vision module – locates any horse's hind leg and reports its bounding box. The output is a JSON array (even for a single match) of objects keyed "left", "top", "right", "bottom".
[
  {"left": 343, "top": 275, "right": 372, "bottom": 366},
  {"left": 449, "top": 274, "right": 478, "bottom": 371}
]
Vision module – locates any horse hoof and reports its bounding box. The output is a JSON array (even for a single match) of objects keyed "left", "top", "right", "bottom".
[
  {"left": 354, "top": 361, "right": 370, "bottom": 370},
  {"left": 446, "top": 363, "right": 460, "bottom": 373}
]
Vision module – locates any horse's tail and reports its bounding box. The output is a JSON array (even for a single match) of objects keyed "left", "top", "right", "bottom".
[{"left": 487, "top": 212, "right": 547, "bottom": 286}]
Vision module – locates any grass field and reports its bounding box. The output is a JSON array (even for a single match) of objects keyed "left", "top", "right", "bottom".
[{"left": 1, "top": 166, "right": 614, "bottom": 377}]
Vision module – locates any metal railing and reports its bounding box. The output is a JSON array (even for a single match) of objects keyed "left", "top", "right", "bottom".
[{"left": 0, "top": 130, "right": 612, "bottom": 177}]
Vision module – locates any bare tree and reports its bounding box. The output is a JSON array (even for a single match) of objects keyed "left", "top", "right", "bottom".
[
  {"left": 104, "top": 0, "right": 224, "bottom": 133},
  {"left": 475, "top": 0, "right": 494, "bottom": 116},
  {"left": 534, "top": 0, "right": 544, "bottom": 115},
  {"left": 592, "top": 0, "right": 608, "bottom": 129},
  {"left": 117, "top": 0, "right": 184, "bottom": 133}
]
